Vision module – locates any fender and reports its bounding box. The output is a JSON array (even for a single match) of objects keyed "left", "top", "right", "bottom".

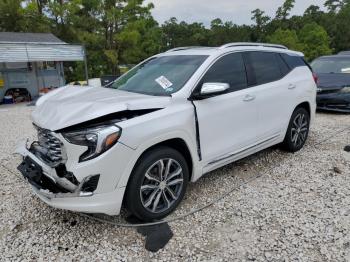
[{"left": 116, "top": 130, "right": 202, "bottom": 189}]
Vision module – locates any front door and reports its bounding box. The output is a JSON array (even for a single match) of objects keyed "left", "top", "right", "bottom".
[{"left": 193, "top": 52, "right": 259, "bottom": 163}]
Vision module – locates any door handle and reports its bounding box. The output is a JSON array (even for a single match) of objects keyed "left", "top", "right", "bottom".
[
  {"left": 243, "top": 94, "right": 256, "bottom": 102},
  {"left": 288, "top": 84, "right": 296, "bottom": 90}
]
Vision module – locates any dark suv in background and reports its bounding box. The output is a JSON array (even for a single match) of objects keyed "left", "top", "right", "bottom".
[{"left": 311, "top": 54, "right": 350, "bottom": 112}]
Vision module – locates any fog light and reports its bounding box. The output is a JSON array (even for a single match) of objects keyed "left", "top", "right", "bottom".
[{"left": 81, "top": 175, "right": 100, "bottom": 193}]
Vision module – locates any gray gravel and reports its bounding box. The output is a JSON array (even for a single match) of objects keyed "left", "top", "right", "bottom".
[{"left": 0, "top": 103, "right": 350, "bottom": 261}]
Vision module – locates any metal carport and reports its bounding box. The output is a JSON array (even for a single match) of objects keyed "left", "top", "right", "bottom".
[
  {"left": 0, "top": 43, "right": 85, "bottom": 62},
  {"left": 0, "top": 32, "right": 88, "bottom": 102}
]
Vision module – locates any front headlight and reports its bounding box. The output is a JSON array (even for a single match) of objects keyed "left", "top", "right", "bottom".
[
  {"left": 340, "top": 87, "right": 350, "bottom": 93},
  {"left": 62, "top": 124, "right": 121, "bottom": 162}
]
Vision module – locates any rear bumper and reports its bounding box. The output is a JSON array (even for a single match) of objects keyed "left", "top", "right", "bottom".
[
  {"left": 316, "top": 93, "right": 350, "bottom": 112},
  {"left": 15, "top": 140, "right": 125, "bottom": 215}
]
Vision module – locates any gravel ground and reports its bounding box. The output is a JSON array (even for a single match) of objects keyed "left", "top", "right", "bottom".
[{"left": 0, "top": 103, "right": 350, "bottom": 261}]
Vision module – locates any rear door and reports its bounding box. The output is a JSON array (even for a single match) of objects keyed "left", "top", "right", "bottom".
[
  {"left": 243, "top": 51, "right": 294, "bottom": 142},
  {"left": 193, "top": 52, "right": 259, "bottom": 163}
]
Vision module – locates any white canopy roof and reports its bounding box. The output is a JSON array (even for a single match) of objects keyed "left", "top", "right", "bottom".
[{"left": 0, "top": 43, "right": 85, "bottom": 62}]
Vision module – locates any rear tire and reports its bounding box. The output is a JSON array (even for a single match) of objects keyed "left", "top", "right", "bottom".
[
  {"left": 125, "top": 146, "right": 189, "bottom": 222},
  {"left": 282, "top": 107, "right": 310, "bottom": 152}
]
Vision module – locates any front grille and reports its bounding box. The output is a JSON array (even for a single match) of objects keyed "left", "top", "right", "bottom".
[{"left": 33, "top": 125, "right": 65, "bottom": 166}]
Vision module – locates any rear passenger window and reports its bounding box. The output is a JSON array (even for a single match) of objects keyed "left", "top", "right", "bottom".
[
  {"left": 201, "top": 53, "right": 247, "bottom": 92},
  {"left": 245, "top": 52, "right": 283, "bottom": 86}
]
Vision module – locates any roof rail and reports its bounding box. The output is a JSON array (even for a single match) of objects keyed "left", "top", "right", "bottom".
[
  {"left": 219, "top": 42, "right": 288, "bottom": 50},
  {"left": 166, "top": 46, "right": 207, "bottom": 52}
]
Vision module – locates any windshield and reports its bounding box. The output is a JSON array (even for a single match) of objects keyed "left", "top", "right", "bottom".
[
  {"left": 108, "top": 55, "right": 208, "bottom": 96},
  {"left": 311, "top": 57, "right": 350, "bottom": 74}
]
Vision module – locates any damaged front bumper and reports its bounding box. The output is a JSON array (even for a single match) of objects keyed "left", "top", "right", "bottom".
[
  {"left": 17, "top": 156, "right": 97, "bottom": 199},
  {"left": 15, "top": 140, "right": 125, "bottom": 215},
  {"left": 16, "top": 140, "right": 95, "bottom": 198}
]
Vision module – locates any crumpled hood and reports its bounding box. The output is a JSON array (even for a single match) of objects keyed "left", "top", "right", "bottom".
[
  {"left": 317, "top": 73, "right": 350, "bottom": 90},
  {"left": 32, "top": 85, "right": 171, "bottom": 131}
]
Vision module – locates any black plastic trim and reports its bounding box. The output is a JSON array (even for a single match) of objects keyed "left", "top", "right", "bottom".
[
  {"left": 18, "top": 157, "right": 70, "bottom": 193},
  {"left": 189, "top": 100, "right": 202, "bottom": 161}
]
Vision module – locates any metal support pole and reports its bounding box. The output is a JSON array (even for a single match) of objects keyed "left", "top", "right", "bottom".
[{"left": 83, "top": 46, "right": 89, "bottom": 85}]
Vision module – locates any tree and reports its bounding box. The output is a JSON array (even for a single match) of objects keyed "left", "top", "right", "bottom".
[
  {"left": 162, "top": 18, "right": 208, "bottom": 48},
  {"left": 298, "top": 22, "right": 332, "bottom": 61},
  {"left": 35, "top": 0, "right": 48, "bottom": 15},
  {"left": 251, "top": 9, "right": 270, "bottom": 41},
  {"left": 0, "top": 0, "right": 24, "bottom": 31},
  {"left": 117, "top": 17, "right": 162, "bottom": 64},
  {"left": 324, "top": 0, "right": 345, "bottom": 12},
  {"left": 275, "top": 0, "right": 296, "bottom": 20},
  {"left": 208, "top": 19, "right": 252, "bottom": 46},
  {"left": 22, "top": 1, "right": 51, "bottom": 32},
  {"left": 1, "top": 0, "right": 349, "bottom": 81},
  {"left": 267, "top": 28, "right": 303, "bottom": 51},
  {"left": 330, "top": 3, "right": 350, "bottom": 51}
]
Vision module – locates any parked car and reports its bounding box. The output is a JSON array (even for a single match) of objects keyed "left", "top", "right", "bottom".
[
  {"left": 311, "top": 54, "right": 350, "bottom": 112},
  {"left": 16, "top": 43, "right": 316, "bottom": 221}
]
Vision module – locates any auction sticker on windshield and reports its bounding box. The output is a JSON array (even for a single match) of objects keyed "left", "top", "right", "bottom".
[{"left": 155, "top": 76, "right": 173, "bottom": 89}]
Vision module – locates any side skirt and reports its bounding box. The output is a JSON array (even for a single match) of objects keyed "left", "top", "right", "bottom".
[{"left": 203, "top": 134, "right": 281, "bottom": 174}]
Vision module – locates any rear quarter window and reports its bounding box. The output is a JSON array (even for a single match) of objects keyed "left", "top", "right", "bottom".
[{"left": 281, "top": 53, "right": 308, "bottom": 70}]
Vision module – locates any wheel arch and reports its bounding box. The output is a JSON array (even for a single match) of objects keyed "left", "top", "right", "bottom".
[
  {"left": 119, "top": 137, "right": 196, "bottom": 209},
  {"left": 282, "top": 101, "right": 312, "bottom": 141},
  {"left": 140, "top": 138, "right": 194, "bottom": 180},
  {"left": 117, "top": 135, "right": 198, "bottom": 189},
  {"left": 295, "top": 101, "right": 311, "bottom": 116}
]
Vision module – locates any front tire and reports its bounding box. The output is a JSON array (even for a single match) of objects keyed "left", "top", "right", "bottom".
[
  {"left": 282, "top": 107, "right": 310, "bottom": 152},
  {"left": 125, "top": 146, "right": 189, "bottom": 222}
]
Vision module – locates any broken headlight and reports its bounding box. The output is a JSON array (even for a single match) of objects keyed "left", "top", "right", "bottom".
[{"left": 62, "top": 124, "right": 121, "bottom": 162}]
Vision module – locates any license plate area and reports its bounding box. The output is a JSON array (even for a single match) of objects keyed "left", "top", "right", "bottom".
[
  {"left": 17, "top": 157, "right": 70, "bottom": 193},
  {"left": 17, "top": 156, "right": 43, "bottom": 186}
]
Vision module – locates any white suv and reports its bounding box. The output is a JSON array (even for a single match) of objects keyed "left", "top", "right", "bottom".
[{"left": 17, "top": 43, "right": 317, "bottom": 221}]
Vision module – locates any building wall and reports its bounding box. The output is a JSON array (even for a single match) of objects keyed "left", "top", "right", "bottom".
[{"left": 0, "top": 61, "right": 65, "bottom": 101}]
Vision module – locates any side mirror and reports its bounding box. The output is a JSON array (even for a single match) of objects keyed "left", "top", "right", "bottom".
[{"left": 200, "top": 82, "right": 230, "bottom": 96}]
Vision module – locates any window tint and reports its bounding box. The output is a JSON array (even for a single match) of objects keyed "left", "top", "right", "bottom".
[
  {"left": 201, "top": 53, "right": 247, "bottom": 92},
  {"left": 276, "top": 53, "right": 291, "bottom": 76},
  {"left": 281, "top": 53, "right": 306, "bottom": 69},
  {"left": 245, "top": 52, "right": 283, "bottom": 86}
]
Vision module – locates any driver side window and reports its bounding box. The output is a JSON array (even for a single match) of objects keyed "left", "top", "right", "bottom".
[{"left": 201, "top": 53, "right": 248, "bottom": 93}]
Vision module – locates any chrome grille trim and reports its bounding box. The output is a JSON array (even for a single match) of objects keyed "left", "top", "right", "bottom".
[{"left": 33, "top": 125, "right": 66, "bottom": 167}]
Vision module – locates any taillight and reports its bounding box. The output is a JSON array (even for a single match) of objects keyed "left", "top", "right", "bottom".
[{"left": 312, "top": 73, "right": 318, "bottom": 85}]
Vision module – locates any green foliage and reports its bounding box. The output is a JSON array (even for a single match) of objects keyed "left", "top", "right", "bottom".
[
  {"left": 325, "top": 0, "right": 345, "bottom": 12},
  {"left": 267, "top": 29, "right": 302, "bottom": 50},
  {"left": 162, "top": 18, "right": 208, "bottom": 48},
  {"left": 0, "top": 0, "right": 24, "bottom": 31},
  {"left": 0, "top": 0, "right": 349, "bottom": 81},
  {"left": 328, "top": 3, "right": 350, "bottom": 51},
  {"left": 275, "top": 0, "right": 295, "bottom": 20},
  {"left": 299, "top": 23, "right": 332, "bottom": 61},
  {"left": 251, "top": 9, "right": 270, "bottom": 41}
]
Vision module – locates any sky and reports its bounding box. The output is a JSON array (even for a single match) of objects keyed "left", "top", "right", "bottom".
[{"left": 144, "top": 0, "right": 326, "bottom": 26}]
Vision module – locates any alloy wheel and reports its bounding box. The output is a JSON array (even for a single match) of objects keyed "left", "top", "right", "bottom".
[
  {"left": 290, "top": 113, "right": 309, "bottom": 148},
  {"left": 140, "top": 158, "right": 184, "bottom": 214}
]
